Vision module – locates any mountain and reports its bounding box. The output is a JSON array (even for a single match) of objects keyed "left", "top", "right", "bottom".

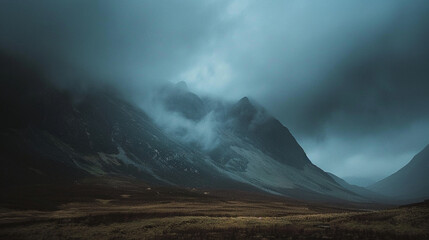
[
  {"left": 227, "top": 97, "right": 312, "bottom": 169},
  {"left": 0, "top": 53, "right": 366, "bottom": 202},
  {"left": 342, "top": 176, "right": 377, "bottom": 187},
  {"left": 140, "top": 83, "right": 368, "bottom": 202},
  {"left": 199, "top": 97, "right": 367, "bottom": 201},
  {"left": 369, "top": 145, "right": 429, "bottom": 201},
  {"left": 328, "top": 173, "right": 387, "bottom": 202},
  {"left": 158, "top": 81, "right": 207, "bottom": 121},
  {"left": 0, "top": 53, "right": 237, "bottom": 189}
]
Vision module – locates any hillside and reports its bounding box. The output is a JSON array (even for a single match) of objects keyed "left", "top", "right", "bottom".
[{"left": 369, "top": 145, "right": 429, "bottom": 201}]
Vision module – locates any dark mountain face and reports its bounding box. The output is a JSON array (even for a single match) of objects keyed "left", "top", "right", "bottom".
[
  {"left": 1, "top": 53, "right": 88, "bottom": 185},
  {"left": 158, "top": 82, "right": 207, "bottom": 121},
  {"left": 1, "top": 53, "right": 366, "bottom": 202},
  {"left": 227, "top": 97, "right": 311, "bottom": 169},
  {"left": 369, "top": 145, "right": 429, "bottom": 201},
  {"left": 0, "top": 54, "right": 239, "bottom": 189},
  {"left": 229, "top": 97, "right": 259, "bottom": 128}
]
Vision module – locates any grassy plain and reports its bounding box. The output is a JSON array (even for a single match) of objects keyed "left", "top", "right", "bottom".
[{"left": 1, "top": 178, "right": 428, "bottom": 240}]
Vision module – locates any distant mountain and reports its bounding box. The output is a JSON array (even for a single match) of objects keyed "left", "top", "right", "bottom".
[
  {"left": 342, "top": 176, "right": 377, "bottom": 187},
  {"left": 369, "top": 145, "right": 429, "bottom": 201},
  {"left": 0, "top": 53, "right": 367, "bottom": 202},
  {"left": 328, "top": 173, "right": 387, "bottom": 202}
]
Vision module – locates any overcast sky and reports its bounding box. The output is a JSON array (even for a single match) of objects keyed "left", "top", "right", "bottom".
[{"left": 2, "top": 0, "right": 429, "bottom": 186}]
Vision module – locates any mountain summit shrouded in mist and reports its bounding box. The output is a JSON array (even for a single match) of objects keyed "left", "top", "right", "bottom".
[
  {"left": 0, "top": 55, "right": 365, "bottom": 202},
  {"left": 3, "top": 51, "right": 428, "bottom": 204}
]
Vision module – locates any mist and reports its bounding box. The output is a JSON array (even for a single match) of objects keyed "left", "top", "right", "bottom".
[
  {"left": 1, "top": 0, "right": 429, "bottom": 185},
  {"left": 141, "top": 85, "right": 222, "bottom": 151}
]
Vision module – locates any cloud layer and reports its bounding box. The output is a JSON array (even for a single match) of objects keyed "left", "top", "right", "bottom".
[{"left": 1, "top": 0, "right": 429, "bottom": 185}]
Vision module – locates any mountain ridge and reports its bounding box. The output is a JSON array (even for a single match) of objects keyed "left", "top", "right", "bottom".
[
  {"left": 369, "top": 144, "right": 429, "bottom": 201},
  {"left": 0, "top": 53, "right": 369, "bottom": 203}
]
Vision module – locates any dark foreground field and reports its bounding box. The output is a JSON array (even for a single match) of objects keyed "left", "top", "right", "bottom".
[{"left": 1, "top": 178, "right": 428, "bottom": 240}]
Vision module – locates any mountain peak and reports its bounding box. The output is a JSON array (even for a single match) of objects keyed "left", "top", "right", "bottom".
[
  {"left": 229, "top": 97, "right": 260, "bottom": 128},
  {"left": 161, "top": 81, "right": 206, "bottom": 121},
  {"left": 422, "top": 144, "right": 429, "bottom": 154},
  {"left": 234, "top": 97, "right": 255, "bottom": 111},
  {"left": 175, "top": 81, "right": 188, "bottom": 91},
  {"left": 238, "top": 96, "right": 250, "bottom": 104}
]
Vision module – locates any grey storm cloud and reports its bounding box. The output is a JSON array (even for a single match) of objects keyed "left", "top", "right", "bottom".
[
  {"left": 0, "top": 0, "right": 231, "bottom": 93},
  {"left": 1, "top": 0, "right": 429, "bottom": 185}
]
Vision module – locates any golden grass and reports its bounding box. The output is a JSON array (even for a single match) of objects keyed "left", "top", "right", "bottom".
[
  {"left": 1, "top": 199, "right": 428, "bottom": 240},
  {"left": 1, "top": 179, "right": 427, "bottom": 239}
]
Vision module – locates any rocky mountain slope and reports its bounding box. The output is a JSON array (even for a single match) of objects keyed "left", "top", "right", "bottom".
[{"left": 0, "top": 53, "right": 366, "bottom": 202}]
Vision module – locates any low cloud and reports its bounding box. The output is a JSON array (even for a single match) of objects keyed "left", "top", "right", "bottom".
[{"left": 141, "top": 88, "right": 221, "bottom": 151}]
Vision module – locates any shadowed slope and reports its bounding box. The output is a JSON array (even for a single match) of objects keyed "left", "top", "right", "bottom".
[{"left": 369, "top": 145, "right": 429, "bottom": 201}]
